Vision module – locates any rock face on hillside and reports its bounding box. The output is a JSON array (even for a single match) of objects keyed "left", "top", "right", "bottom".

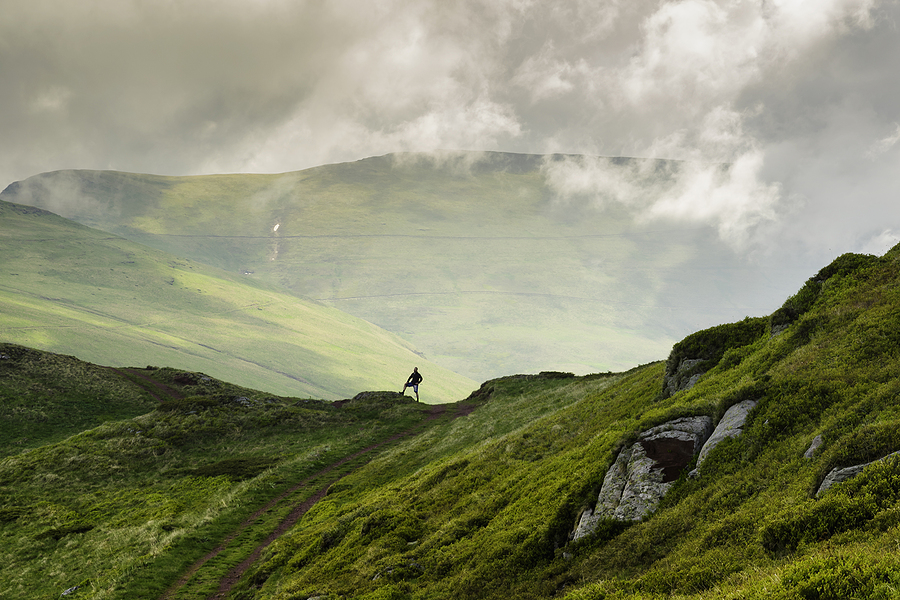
[
  {"left": 804, "top": 435, "right": 824, "bottom": 459},
  {"left": 663, "top": 359, "right": 706, "bottom": 397},
  {"left": 816, "top": 451, "right": 900, "bottom": 497},
  {"left": 574, "top": 416, "right": 713, "bottom": 540},
  {"left": 690, "top": 400, "right": 757, "bottom": 476}
]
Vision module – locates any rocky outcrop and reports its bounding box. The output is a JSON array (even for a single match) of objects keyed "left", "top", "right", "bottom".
[
  {"left": 816, "top": 451, "right": 900, "bottom": 497},
  {"left": 804, "top": 434, "right": 823, "bottom": 459},
  {"left": 573, "top": 416, "right": 712, "bottom": 540},
  {"left": 690, "top": 400, "right": 757, "bottom": 476},
  {"left": 663, "top": 359, "right": 706, "bottom": 397}
]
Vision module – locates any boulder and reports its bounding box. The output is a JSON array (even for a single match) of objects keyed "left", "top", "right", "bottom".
[
  {"left": 816, "top": 451, "right": 900, "bottom": 497},
  {"left": 663, "top": 358, "right": 706, "bottom": 397},
  {"left": 804, "top": 434, "right": 823, "bottom": 459},
  {"left": 574, "top": 416, "right": 712, "bottom": 540},
  {"left": 691, "top": 400, "right": 757, "bottom": 475}
]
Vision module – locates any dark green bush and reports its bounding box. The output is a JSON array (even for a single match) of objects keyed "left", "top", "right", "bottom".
[
  {"left": 770, "top": 253, "right": 881, "bottom": 333},
  {"left": 762, "top": 457, "right": 900, "bottom": 555},
  {"left": 761, "top": 495, "right": 879, "bottom": 555},
  {"left": 155, "top": 395, "right": 231, "bottom": 413},
  {"left": 663, "top": 317, "right": 767, "bottom": 397},
  {"left": 817, "top": 422, "right": 900, "bottom": 487},
  {"left": 778, "top": 554, "right": 900, "bottom": 600}
]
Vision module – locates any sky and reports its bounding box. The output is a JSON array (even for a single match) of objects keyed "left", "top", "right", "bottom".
[{"left": 2, "top": 0, "right": 899, "bottom": 266}]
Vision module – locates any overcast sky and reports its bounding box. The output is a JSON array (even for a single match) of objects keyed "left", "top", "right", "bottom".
[{"left": 2, "top": 0, "right": 899, "bottom": 265}]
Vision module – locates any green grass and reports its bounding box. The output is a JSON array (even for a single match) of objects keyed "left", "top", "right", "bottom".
[
  {"left": 0, "top": 354, "right": 449, "bottom": 599},
  {"left": 0, "top": 343, "right": 159, "bottom": 457},
  {"left": 0, "top": 200, "right": 476, "bottom": 402},
  {"left": 1, "top": 153, "right": 808, "bottom": 380},
  {"left": 2, "top": 244, "right": 900, "bottom": 600},
  {"left": 210, "top": 247, "right": 900, "bottom": 600}
]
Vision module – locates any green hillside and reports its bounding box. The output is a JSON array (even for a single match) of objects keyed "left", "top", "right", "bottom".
[
  {"left": 0, "top": 153, "right": 807, "bottom": 380},
  {"left": 0, "top": 348, "right": 465, "bottom": 599},
  {"left": 1, "top": 243, "right": 899, "bottom": 599},
  {"left": 233, "top": 245, "right": 900, "bottom": 600},
  {"left": 0, "top": 200, "right": 475, "bottom": 402}
]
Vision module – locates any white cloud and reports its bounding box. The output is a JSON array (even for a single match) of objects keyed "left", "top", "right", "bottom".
[
  {"left": 541, "top": 147, "right": 783, "bottom": 249},
  {"left": 28, "top": 86, "right": 73, "bottom": 114},
  {"left": 644, "top": 149, "right": 783, "bottom": 246},
  {"left": 866, "top": 123, "right": 900, "bottom": 159},
  {"left": 512, "top": 44, "right": 592, "bottom": 103},
  {"left": 619, "top": 0, "right": 766, "bottom": 111},
  {"left": 859, "top": 229, "right": 900, "bottom": 255}
]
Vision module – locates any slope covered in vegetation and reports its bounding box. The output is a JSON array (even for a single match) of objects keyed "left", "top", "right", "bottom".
[
  {"left": 0, "top": 199, "right": 475, "bottom": 401},
  {"left": 2, "top": 243, "right": 899, "bottom": 600},
  {"left": 227, "top": 244, "right": 900, "bottom": 600},
  {"left": 0, "top": 350, "right": 477, "bottom": 599}
]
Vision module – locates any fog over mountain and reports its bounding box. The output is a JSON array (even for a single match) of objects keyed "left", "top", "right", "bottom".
[{"left": 3, "top": 0, "right": 899, "bottom": 341}]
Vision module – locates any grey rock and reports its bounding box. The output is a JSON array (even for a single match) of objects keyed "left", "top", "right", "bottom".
[
  {"left": 234, "top": 396, "right": 254, "bottom": 407},
  {"left": 692, "top": 400, "right": 757, "bottom": 474},
  {"left": 684, "top": 373, "right": 703, "bottom": 391},
  {"left": 804, "top": 434, "right": 824, "bottom": 459},
  {"left": 664, "top": 358, "right": 707, "bottom": 396},
  {"left": 817, "top": 451, "right": 900, "bottom": 497},
  {"left": 573, "top": 416, "right": 712, "bottom": 540},
  {"left": 770, "top": 323, "right": 789, "bottom": 337}
]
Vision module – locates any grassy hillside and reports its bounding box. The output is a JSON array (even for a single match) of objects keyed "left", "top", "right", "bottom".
[
  {"left": 0, "top": 347, "right": 468, "bottom": 599},
  {"left": 0, "top": 343, "right": 159, "bottom": 457},
  {"left": 0, "top": 244, "right": 898, "bottom": 599},
  {"left": 0, "top": 200, "right": 475, "bottom": 402},
  {"left": 216, "top": 243, "right": 900, "bottom": 600},
  {"left": 0, "top": 153, "right": 808, "bottom": 380}
]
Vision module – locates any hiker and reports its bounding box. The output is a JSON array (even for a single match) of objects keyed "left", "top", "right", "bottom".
[{"left": 402, "top": 367, "right": 423, "bottom": 401}]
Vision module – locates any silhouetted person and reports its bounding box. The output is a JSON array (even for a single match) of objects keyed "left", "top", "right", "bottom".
[{"left": 402, "top": 367, "right": 423, "bottom": 401}]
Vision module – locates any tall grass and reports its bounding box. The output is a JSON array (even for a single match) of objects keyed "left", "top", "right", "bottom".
[{"left": 0, "top": 357, "right": 442, "bottom": 599}]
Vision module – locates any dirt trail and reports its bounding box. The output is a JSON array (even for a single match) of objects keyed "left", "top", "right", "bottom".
[
  {"left": 109, "top": 367, "right": 185, "bottom": 401},
  {"left": 158, "top": 402, "right": 477, "bottom": 600}
]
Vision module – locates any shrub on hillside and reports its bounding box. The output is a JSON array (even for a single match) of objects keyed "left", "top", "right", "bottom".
[
  {"left": 761, "top": 456, "right": 900, "bottom": 555},
  {"left": 662, "top": 317, "right": 768, "bottom": 397},
  {"left": 816, "top": 421, "right": 900, "bottom": 489},
  {"left": 776, "top": 553, "right": 900, "bottom": 600},
  {"left": 770, "top": 252, "right": 882, "bottom": 333}
]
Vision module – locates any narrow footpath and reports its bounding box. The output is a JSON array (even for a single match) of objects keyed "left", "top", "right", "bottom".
[{"left": 158, "top": 402, "right": 477, "bottom": 600}]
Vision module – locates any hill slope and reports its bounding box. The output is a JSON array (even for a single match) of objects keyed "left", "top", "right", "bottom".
[
  {"left": 0, "top": 349, "right": 471, "bottom": 599},
  {"left": 0, "top": 152, "right": 809, "bottom": 380},
  {"left": 219, "top": 243, "right": 900, "bottom": 599},
  {"left": 0, "top": 200, "right": 475, "bottom": 401},
  {"left": 1, "top": 244, "right": 898, "bottom": 600}
]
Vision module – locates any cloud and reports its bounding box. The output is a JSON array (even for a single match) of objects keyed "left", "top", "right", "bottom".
[
  {"left": 541, "top": 148, "right": 784, "bottom": 249},
  {"left": 1, "top": 0, "right": 899, "bottom": 268},
  {"left": 530, "top": 0, "right": 894, "bottom": 259},
  {"left": 859, "top": 229, "right": 900, "bottom": 255},
  {"left": 866, "top": 123, "right": 900, "bottom": 159}
]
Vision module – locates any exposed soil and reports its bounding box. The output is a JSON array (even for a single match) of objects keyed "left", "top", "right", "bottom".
[{"left": 157, "top": 402, "right": 479, "bottom": 600}]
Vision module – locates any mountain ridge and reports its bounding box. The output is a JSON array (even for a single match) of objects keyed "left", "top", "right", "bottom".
[
  {"left": 1, "top": 151, "right": 811, "bottom": 380},
  {"left": 0, "top": 198, "right": 476, "bottom": 401}
]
